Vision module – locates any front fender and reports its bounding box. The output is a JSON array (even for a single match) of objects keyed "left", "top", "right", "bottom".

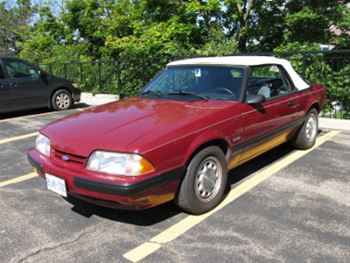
[{"left": 181, "top": 130, "right": 230, "bottom": 165}]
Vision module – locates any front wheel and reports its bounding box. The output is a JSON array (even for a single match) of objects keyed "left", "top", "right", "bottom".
[
  {"left": 175, "top": 146, "right": 228, "bottom": 214},
  {"left": 51, "top": 89, "right": 72, "bottom": 111},
  {"left": 292, "top": 108, "right": 319, "bottom": 149}
]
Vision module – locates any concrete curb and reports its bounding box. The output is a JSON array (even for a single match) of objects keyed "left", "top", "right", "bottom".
[
  {"left": 319, "top": 117, "right": 350, "bottom": 132},
  {"left": 80, "top": 92, "right": 119, "bottom": 106}
]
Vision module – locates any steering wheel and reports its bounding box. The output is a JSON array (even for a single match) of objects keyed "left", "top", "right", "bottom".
[
  {"left": 214, "top": 87, "right": 235, "bottom": 97},
  {"left": 266, "top": 78, "right": 285, "bottom": 96}
]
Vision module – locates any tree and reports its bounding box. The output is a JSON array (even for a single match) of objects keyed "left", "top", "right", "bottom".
[
  {"left": 330, "top": 3, "right": 350, "bottom": 49},
  {"left": 224, "top": 0, "right": 254, "bottom": 52},
  {"left": 8, "top": 0, "right": 350, "bottom": 61},
  {"left": 0, "top": 0, "right": 36, "bottom": 55},
  {"left": 223, "top": 0, "right": 348, "bottom": 52}
]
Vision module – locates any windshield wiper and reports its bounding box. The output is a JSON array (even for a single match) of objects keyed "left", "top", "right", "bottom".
[
  {"left": 168, "top": 90, "right": 208, "bottom": 100},
  {"left": 141, "top": 90, "right": 162, "bottom": 96}
]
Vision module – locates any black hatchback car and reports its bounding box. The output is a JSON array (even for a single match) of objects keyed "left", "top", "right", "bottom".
[{"left": 0, "top": 57, "right": 81, "bottom": 113}]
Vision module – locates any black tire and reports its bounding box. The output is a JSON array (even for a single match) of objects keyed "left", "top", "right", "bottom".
[
  {"left": 51, "top": 89, "right": 73, "bottom": 111},
  {"left": 292, "top": 108, "right": 319, "bottom": 150},
  {"left": 175, "top": 146, "right": 228, "bottom": 214}
]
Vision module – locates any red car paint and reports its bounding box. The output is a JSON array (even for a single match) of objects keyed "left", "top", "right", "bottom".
[{"left": 28, "top": 76, "right": 326, "bottom": 210}]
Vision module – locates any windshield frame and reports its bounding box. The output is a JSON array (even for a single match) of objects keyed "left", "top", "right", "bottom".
[{"left": 141, "top": 64, "right": 249, "bottom": 102}]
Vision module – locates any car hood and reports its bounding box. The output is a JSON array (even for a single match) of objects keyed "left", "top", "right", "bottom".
[{"left": 42, "top": 97, "right": 238, "bottom": 157}]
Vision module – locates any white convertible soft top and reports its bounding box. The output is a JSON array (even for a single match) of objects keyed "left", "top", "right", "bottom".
[{"left": 167, "top": 56, "right": 309, "bottom": 90}]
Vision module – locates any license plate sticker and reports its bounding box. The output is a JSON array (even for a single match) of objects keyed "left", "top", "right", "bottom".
[{"left": 45, "top": 173, "right": 67, "bottom": 197}]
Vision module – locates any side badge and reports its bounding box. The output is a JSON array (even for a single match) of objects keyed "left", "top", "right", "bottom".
[{"left": 232, "top": 136, "right": 242, "bottom": 142}]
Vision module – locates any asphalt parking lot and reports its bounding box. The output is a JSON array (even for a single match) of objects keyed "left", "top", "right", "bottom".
[{"left": 0, "top": 105, "right": 349, "bottom": 263}]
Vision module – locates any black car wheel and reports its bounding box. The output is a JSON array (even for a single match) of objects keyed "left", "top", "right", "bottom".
[
  {"left": 51, "top": 89, "right": 72, "bottom": 110},
  {"left": 175, "top": 146, "right": 228, "bottom": 214}
]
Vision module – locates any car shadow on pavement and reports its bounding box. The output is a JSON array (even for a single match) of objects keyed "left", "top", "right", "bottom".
[
  {"left": 66, "top": 195, "right": 182, "bottom": 226},
  {"left": 0, "top": 103, "right": 89, "bottom": 120}
]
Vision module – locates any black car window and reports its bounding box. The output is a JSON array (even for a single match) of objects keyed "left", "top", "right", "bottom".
[
  {"left": 0, "top": 64, "right": 4, "bottom": 79},
  {"left": 3, "top": 59, "right": 39, "bottom": 79},
  {"left": 247, "top": 65, "right": 292, "bottom": 99}
]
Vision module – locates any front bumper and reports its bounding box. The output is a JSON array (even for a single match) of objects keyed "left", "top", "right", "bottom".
[{"left": 27, "top": 149, "right": 185, "bottom": 210}]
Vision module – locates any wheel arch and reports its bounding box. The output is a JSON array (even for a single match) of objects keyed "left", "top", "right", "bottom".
[
  {"left": 308, "top": 102, "right": 321, "bottom": 114},
  {"left": 183, "top": 136, "right": 230, "bottom": 167}
]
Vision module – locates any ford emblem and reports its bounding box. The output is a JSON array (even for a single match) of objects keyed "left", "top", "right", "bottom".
[{"left": 62, "top": 155, "right": 69, "bottom": 161}]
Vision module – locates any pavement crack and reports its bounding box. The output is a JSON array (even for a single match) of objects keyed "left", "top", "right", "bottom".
[{"left": 16, "top": 228, "right": 95, "bottom": 263}]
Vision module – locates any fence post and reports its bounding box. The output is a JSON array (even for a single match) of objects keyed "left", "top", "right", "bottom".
[
  {"left": 117, "top": 60, "right": 121, "bottom": 97},
  {"left": 64, "top": 63, "right": 68, "bottom": 79},
  {"left": 98, "top": 61, "right": 102, "bottom": 93},
  {"left": 80, "top": 63, "right": 83, "bottom": 86}
]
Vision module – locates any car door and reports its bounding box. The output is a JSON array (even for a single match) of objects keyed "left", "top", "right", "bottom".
[
  {"left": 0, "top": 63, "right": 11, "bottom": 113},
  {"left": 2, "top": 58, "right": 48, "bottom": 111},
  {"left": 238, "top": 64, "right": 299, "bottom": 163}
]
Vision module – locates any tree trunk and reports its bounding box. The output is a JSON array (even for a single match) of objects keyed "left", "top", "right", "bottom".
[
  {"left": 238, "top": 33, "right": 247, "bottom": 52},
  {"left": 234, "top": 0, "right": 253, "bottom": 52}
]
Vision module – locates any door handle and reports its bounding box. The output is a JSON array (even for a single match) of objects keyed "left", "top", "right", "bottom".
[
  {"left": 9, "top": 83, "right": 18, "bottom": 88},
  {"left": 288, "top": 100, "right": 294, "bottom": 106},
  {"left": 0, "top": 84, "right": 4, "bottom": 89}
]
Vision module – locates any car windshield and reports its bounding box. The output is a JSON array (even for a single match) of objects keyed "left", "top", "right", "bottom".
[{"left": 141, "top": 66, "right": 244, "bottom": 101}]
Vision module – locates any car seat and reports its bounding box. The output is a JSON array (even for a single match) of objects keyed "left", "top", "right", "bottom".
[{"left": 258, "top": 85, "right": 271, "bottom": 98}]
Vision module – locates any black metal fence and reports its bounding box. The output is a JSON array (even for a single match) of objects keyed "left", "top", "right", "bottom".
[
  {"left": 40, "top": 50, "right": 350, "bottom": 119},
  {"left": 40, "top": 57, "right": 173, "bottom": 96}
]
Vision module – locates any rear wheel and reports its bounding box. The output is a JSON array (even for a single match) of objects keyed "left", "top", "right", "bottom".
[
  {"left": 292, "top": 108, "right": 318, "bottom": 149},
  {"left": 51, "top": 89, "right": 72, "bottom": 110},
  {"left": 175, "top": 146, "right": 228, "bottom": 214}
]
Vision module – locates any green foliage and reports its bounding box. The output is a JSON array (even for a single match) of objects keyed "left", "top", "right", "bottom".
[
  {"left": 275, "top": 43, "right": 350, "bottom": 119},
  {"left": 330, "top": 5, "right": 350, "bottom": 49},
  {"left": 2, "top": 0, "right": 349, "bottom": 57},
  {"left": 195, "top": 24, "right": 238, "bottom": 56},
  {"left": 0, "top": 0, "right": 36, "bottom": 54}
]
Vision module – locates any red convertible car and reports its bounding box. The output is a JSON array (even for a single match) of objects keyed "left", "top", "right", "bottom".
[{"left": 28, "top": 56, "right": 326, "bottom": 214}]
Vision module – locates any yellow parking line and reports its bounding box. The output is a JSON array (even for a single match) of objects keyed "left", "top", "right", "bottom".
[
  {"left": 0, "top": 111, "right": 58, "bottom": 124},
  {"left": 0, "top": 172, "right": 38, "bottom": 188},
  {"left": 0, "top": 132, "right": 38, "bottom": 145},
  {"left": 123, "top": 130, "right": 340, "bottom": 263}
]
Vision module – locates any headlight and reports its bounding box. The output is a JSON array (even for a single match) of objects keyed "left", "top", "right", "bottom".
[
  {"left": 86, "top": 151, "right": 155, "bottom": 176},
  {"left": 72, "top": 83, "right": 79, "bottom": 88},
  {"left": 36, "top": 134, "right": 51, "bottom": 157}
]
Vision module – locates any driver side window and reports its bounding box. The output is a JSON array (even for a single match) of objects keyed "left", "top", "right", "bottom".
[
  {"left": 247, "top": 65, "right": 292, "bottom": 100},
  {"left": 4, "top": 59, "right": 39, "bottom": 79}
]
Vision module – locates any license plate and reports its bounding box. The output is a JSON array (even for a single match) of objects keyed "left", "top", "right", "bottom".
[{"left": 45, "top": 173, "right": 67, "bottom": 197}]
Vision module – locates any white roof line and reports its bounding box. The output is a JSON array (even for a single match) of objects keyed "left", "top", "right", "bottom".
[{"left": 167, "top": 56, "right": 309, "bottom": 90}]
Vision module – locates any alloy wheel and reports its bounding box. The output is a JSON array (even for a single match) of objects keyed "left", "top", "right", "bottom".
[{"left": 194, "top": 156, "right": 223, "bottom": 202}]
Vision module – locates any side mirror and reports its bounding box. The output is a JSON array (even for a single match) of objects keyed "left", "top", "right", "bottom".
[
  {"left": 246, "top": 94, "right": 266, "bottom": 105},
  {"left": 38, "top": 70, "right": 47, "bottom": 78}
]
